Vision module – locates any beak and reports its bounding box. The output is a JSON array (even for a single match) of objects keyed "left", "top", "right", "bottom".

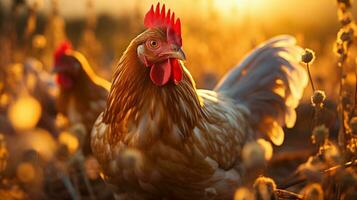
[
  {"left": 161, "top": 47, "right": 186, "bottom": 61},
  {"left": 176, "top": 48, "right": 186, "bottom": 61}
]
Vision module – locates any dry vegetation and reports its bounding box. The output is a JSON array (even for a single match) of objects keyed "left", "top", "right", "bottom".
[{"left": 0, "top": 0, "right": 356, "bottom": 199}]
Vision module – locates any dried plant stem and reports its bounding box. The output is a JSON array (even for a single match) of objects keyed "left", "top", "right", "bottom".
[
  {"left": 307, "top": 62, "right": 319, "bottom": 128},
  {"left": 279, "top": 159, "right": 357, "bottom": 189},
  {"left": 306, "top": 63, "right": 316, "bottom": 91},
  {"left": 312, "top": 109, "right": 320, "bottom": 133},
  {"left": 279, "top": 177, "right": 306, "bottom": 190},
  {"left": 324, "top": 159, "right": 356, "bottom": 173},
  {"left": 338, "top": 64, "right": 346, "bottom": 152},
  {"left": 352, "top": 65, "right": 357, "bottom": 117},
  {"left": 274, "top": 189, "right": 303, "bottom": 200}
]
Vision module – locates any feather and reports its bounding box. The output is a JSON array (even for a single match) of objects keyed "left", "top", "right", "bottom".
[
  {"left": 215, "top": 35, "right": 308, "bottom": 145},
  {"left": 70, "top": 51, "right": 111, "bottom": 91}
]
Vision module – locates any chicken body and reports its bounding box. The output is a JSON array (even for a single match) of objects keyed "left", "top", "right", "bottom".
[
  {"left": 55, "top": 47, "right": 110, "bottom": 154},
  {"left": 93, "top": 91, "right": 252, "bottom": 199},
  {"left": 91, "top": 31, "right": 308, "bottom": 199},
  {"left": 56, "top": 64, "right": 109, "bottom": 132}
]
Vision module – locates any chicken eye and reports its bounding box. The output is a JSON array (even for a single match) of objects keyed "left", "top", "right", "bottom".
[{"left": 147, "top": 39, "right": 160, "bottom": 49}]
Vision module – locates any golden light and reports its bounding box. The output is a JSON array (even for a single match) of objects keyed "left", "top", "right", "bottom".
[
  {"left": 234, "top": 187, "right": 254, "bottom": 200},
  {"left": 58, "top": 131, "right": 79, "bottom": 154},
  {"left": 257, "top": 139, "right": 273, "bottom": 161},
  {"left": 0, "top": 94, "right": 10, "bottom": 108},
  {"left": 8, "top": 95, "right": 42, "bottom": 131},
  {"left": 55, "top": 114, "right": 69, "bottom": 129},
  {"left": 32, "top": 34, "right": 47, "bottom": 49},
  {"left": 24, "top": 129, "right": 57, "bottom": 160},
  {"left": 16, "top": 162, "right": 36, "bottom": 183},
  {"left": 212, "top": 0, "right": 265, "bottom": 15}
]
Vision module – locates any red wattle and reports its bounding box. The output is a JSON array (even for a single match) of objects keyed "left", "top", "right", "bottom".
[
  {"left": 170, "top": 58, "right": 182, "bottom": 85},
  {"left": 149, "top": 59, "right": 183, "bottom": 86},
  {"left": 150, "top": 59, "right": 171, "bottom": 86}
]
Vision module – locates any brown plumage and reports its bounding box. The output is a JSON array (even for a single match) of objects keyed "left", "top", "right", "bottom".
[
  {"left": 54, "top": 42, "right": 110, "bottom": 154},
  {"left": 91, "top": 3, "right": 308, "bottom": 200}
]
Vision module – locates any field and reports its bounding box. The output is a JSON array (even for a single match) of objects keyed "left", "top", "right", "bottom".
[{"left": 0, "top": 0, "right": 357, "bottom": 199}]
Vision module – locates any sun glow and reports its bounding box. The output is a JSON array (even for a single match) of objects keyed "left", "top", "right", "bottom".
[
  {"left": 8, "top": 95, "right": 42, "bottom": 131},
  {"left": 212, "top": 0, "right": 268, "bottom": 18},
  {"left": 213, "top": 0, "right": 263, "bottom": 10}
]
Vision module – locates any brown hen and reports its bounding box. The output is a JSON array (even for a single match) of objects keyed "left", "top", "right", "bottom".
[
  {"left": 91, "top": 3, "right": 308, "bottom": 200},
  {"left": 54, "top": 42, "right": 110, "bottom": 154}
]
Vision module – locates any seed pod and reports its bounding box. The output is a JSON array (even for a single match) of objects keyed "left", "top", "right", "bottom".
[
  {"left": 311, "top": 90, "right": 326, "bottom": 107},
  {"left": 301, "top": 49, "right": 315, "bottom": 64},
  {"left": 253, "top": 176, "right": 277, "bottom": 200},
  {"left": 338, "top": 27, "right": 354, "bottom": 45},
  {"left": 333, "top": 42, "right": 345, "bottom": 55}
]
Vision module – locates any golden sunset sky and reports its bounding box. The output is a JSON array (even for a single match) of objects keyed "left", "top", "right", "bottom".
[{"left": 1, "top": 0, "right": 356, "bottom": 23}]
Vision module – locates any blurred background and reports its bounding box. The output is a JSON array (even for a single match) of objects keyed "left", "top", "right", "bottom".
[
  {"left": 1, "top": 0, "right": 356, "bottom": 93},
  {"left": 0, "top": 0, "right": 356, "bottom": 199}
]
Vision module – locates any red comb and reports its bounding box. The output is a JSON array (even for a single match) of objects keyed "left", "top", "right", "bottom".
[
  {"left": 54, "top": 41, "right": 72, "bottom": 64},
  {"left": 144, "top": 3, "right": 182, "bottom": 46}
]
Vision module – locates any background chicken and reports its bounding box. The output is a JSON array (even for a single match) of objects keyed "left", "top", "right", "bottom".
[
  {"left": 54, "top": 42, "right": 110, "bottom": 154},
  {"left": 91, "top": 3, "right": 308, "bottom": 200}
]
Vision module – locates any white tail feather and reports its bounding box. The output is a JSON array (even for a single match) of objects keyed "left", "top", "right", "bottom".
[{"left": 215, "top": 35, "right": 308, "bottom": 145}]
